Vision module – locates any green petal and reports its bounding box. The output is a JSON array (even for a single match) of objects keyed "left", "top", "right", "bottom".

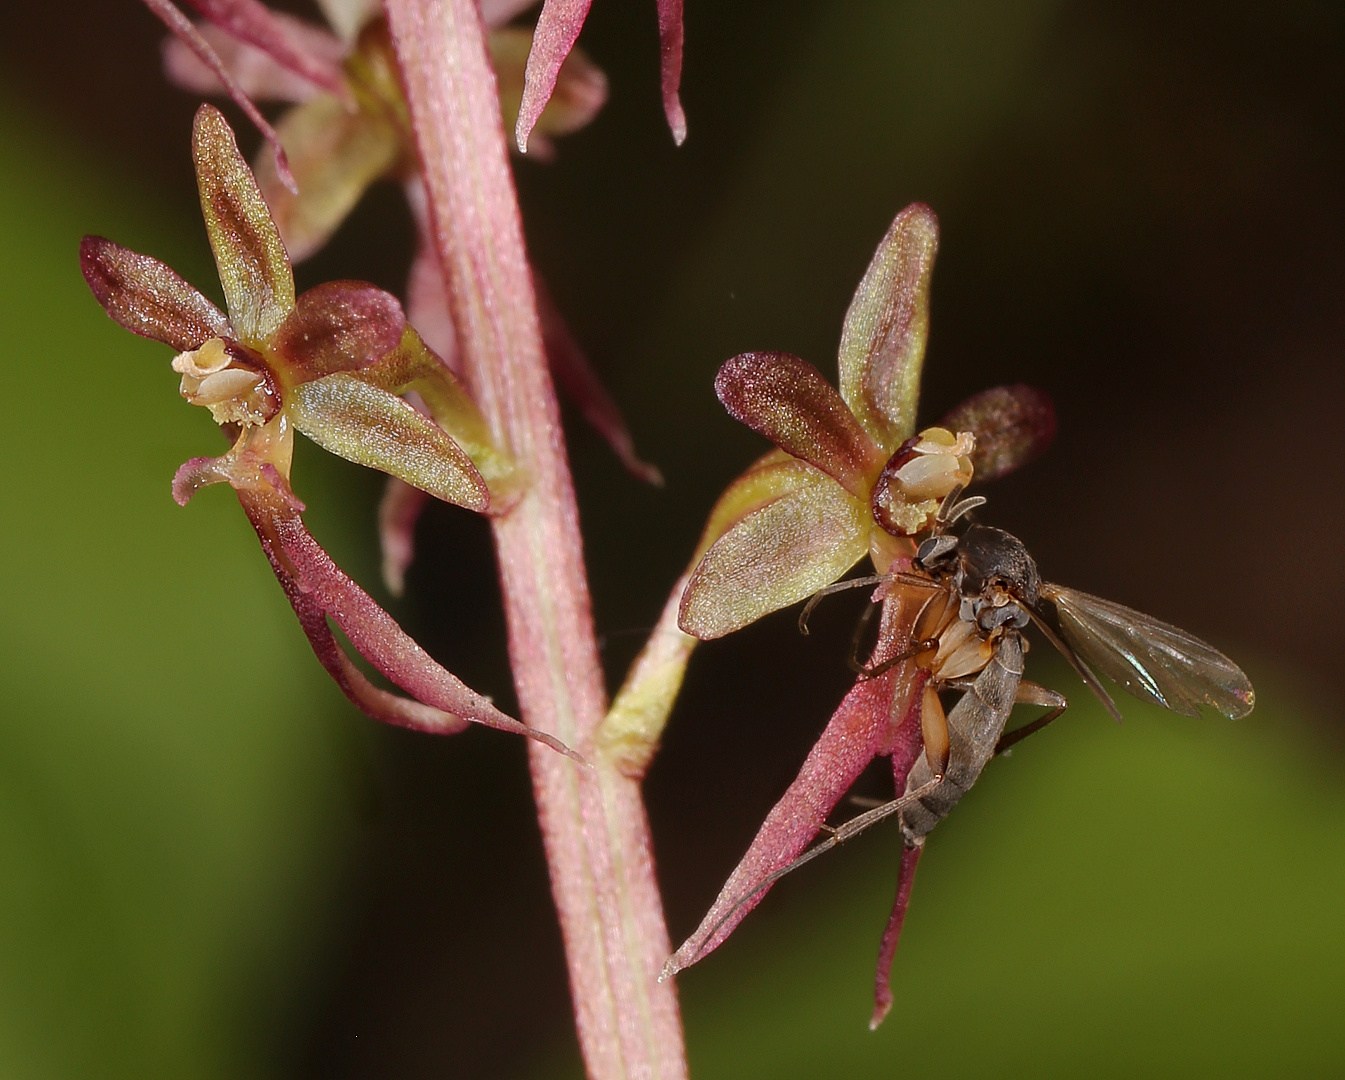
[
  {"left": 192, "top": 104, "right": 296, "bottom": 345},
  {"left": 254, "top": 94, "right": 403, "bottom": 263},
  {"left": 289, "top": 373, "right": 489, "bottom": 511},
  {"left": 837, "top": 203, "right": 939, "bottom": 447},
  {"left": 361, "top": 327, "right": 515, "bottom": 488},
  {"left": 679, "top": 465, "right": 870, "bottom": 639}
]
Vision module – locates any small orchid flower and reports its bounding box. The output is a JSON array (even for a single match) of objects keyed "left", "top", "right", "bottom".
[
  {"left": 81, "top": 104, "right": 575, "bottom": 760},
  {"left": 657, "top": 204, "right": 1055, "bottom": 1022},
  {"left": 151, "top": 0, "right": 659, "bottom": 590}
]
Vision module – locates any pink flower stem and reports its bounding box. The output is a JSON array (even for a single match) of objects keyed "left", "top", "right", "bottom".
[{"left": 382, "top": 1, "right": 687, "bottom": 1076}]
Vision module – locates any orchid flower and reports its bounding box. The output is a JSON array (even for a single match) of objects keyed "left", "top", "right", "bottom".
[
  {"left": 643, "top": 204, "right": 1055, "bottom": 1023},
  {"left": 149, "top": 0, "right": 659, "bottom": 592},
  {"left": 80, "top": 104, "right": 575, "bottom": 760}
]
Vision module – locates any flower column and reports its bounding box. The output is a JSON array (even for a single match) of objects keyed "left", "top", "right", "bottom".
[{"left": 381, "top": 1, "right": 687, "bottom": 1077}]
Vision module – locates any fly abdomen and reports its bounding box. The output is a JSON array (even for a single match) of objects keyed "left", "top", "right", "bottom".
[{"left": 900, "top": 633, "right": 1024, "bottom": 843}]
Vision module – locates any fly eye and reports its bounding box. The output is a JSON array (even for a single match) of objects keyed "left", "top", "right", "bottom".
[{"left": 916, "top": 534, "right": 959, "bottom": 571}]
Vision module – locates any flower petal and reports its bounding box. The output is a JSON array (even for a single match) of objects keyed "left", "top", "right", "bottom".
[
  {"left": 663, "top": 667, "right": 900, "bottom": 975},
  {"left": 277, "top": 559, "right": 471, "bottom": 735},
  {"left": 80, "top": 236, "right": 229, "bottom": 350},
  {"left": 656, "top": 0, "right": 686, "bottom": 144},
  {"left": 181, "top": 0, "right": 346, "bottom": 93},
  {"left": 272, "top": 280, "right": 407, "bottom": 376},
  {"left": 939, "top": 384, "right": 1057, "bottom": 483},
  {"left": 715, "top": 352, "right": 883, "bottom": 497},
  {"left": 491, "top": 27, "right": 607, "bottom": 143},
  {"left": 480, "top": 0, "right": 541, "bottom": 27},
  {"left": 362, "top": 327, "right": 516, "bottom": 490},
  {"left": 163, "top": 19, "right": 337, "bottom": 102},
  {"left": 837, "top": 203, "right": 940, "bottom": 446},
  {"left": 247, "top": 496, "right": 580, "bottom": 758},
  {"left": 192, "top": 103, "right": 296, "bottom": 344},
  {"left": 679, "top": 464, "right": 869, "bottom": 639},
  {"left": 514, "top": 0, "right": 592, "bottom": 152},
  {"left": 254, "top": 95, "right": 404, "bottom": 262},
  {"left": 378, "top": 477, "right": 429, "bottom": 596},
  {"left": 143, "top": 0, "right": 297, "bottom": 190},
  {"left": 289, "top": 373, "right": 490, "bottom": 510}
]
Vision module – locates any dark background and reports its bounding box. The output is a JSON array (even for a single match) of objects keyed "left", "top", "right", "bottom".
[{"left": 1, "top": 1, "right": 1342, "bottom": 1077}]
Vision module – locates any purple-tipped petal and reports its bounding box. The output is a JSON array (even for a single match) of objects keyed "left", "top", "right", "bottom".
[
  {"left": 940, "top": 384, "right": 1057, "bottom": 483},
  {"left": 80, "top": 236, "right": 229, "bottom": 350},
  {"left": 273, "top": 281, "right": 407, "bottom": 376},
  {"left": 142, "top": 0, "right": 297, "bottom": 192},
  {"left": 657, "top": 0, "right": 686, "bottom": 144},
  {"left": 715, "top": 352, "right": 883, "bottom": 498},
  {"left": 289, "top": 374, "right": 491, "bottom": 510},
  {"left": 664, "top": 668, "right": 901, "bottom": 974},
  {"left": 181, "top": 0, "right": 346, "bottom": 93},
  {"left": 192, "top": 103, "right": 296, "bottom": 343},
  {"left": 679, "top": 462, "right": 870, "bottom": 640},
  {"left": 871, "top": 842, "right": 922, "bottom": 1030},
  {"left": 378, "top": 477, "right": 430, "bottom": 596},
  {"left": 837, "top": 204, "right": 940, "bottom": 446},
  {"left": 242, "top": 492, "right": 581, "bottom": 759},
  {"left": 514, "top": 0, "right": 593, "bottom": 152},
  {"left": 538, "top": 277, "right": 662, "bottom": 486}
]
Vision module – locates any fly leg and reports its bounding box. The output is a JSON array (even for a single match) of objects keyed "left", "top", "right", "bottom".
[
  {"left": 995, "top": 681, "right": 1068, "bottom": 753},
  {"left": 847, "top": 602, "right": 940, "bottom": 679}
]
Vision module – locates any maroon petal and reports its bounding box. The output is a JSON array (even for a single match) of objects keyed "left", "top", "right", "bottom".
[
  {"left": 378, "top": 477, "right": 430, "bottom": 596},
  {"left": 81, "top": 236, "right": 229, "bottom": 351},
  {"left": 273, "top": 281, "right": 407, "bottom": 376},
  {"left": 270, "top": 549, "right": 470, "bottom": 736},
  {"left": 715, "top": 352, "right": 883, "bottom": 498},
  {"left": 181, "top": 0, "right": 346, "bottom": 94},
  {"left": 538, "top": 276, "right": 663, "bottom": 486},
  {"left": 663, "top": 667, "right": 898, "bottom": 974},
  {"left": 657, "top": 0, "right": 686, "bottom": 144},
  {"left": 141, "top": 0, "right": 297, "bottom": 191},
  {"left": 250, "top": 497, "right": 581, "bottom": 759},
  {"left": 871, "top": 842, "right": 922, "bottom": 1029},
  {"left": 514, "top": 0, "right": 593, "bottom": 152},
  {"left": 939, "top": 384, "right": 1057, "bottom": 483}
]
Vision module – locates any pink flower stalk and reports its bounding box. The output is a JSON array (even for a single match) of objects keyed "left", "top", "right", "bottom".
[
  {"left": 660, "top": 205, "right": 1056, "bottom": 1026},
  {"left": 383, "top": 0, "right": 687, "bottom": 1074},
  {"left": 80, "top": 104, "right": 576, "bottom": 760},
  {"left": 517, "top": 0, "right": 685, "bottom": 150}
]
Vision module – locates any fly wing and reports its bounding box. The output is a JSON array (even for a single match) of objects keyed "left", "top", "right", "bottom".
[{"left": 1041, "top": 585, "right": 1254, "bottom": 719}]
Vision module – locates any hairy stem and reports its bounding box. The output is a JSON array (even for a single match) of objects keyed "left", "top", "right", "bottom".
[{"left": 382, "top": 1, "right": 687, "bottom": 1076}]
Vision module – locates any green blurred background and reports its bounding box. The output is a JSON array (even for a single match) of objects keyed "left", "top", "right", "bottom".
[{"left": 2, "top": 0, "right": 1343, "bottom": 1076}]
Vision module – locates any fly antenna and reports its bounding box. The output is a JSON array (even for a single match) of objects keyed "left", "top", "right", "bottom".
[{"left": 944, "top": 495, "right": 987, "bottom": 526}]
